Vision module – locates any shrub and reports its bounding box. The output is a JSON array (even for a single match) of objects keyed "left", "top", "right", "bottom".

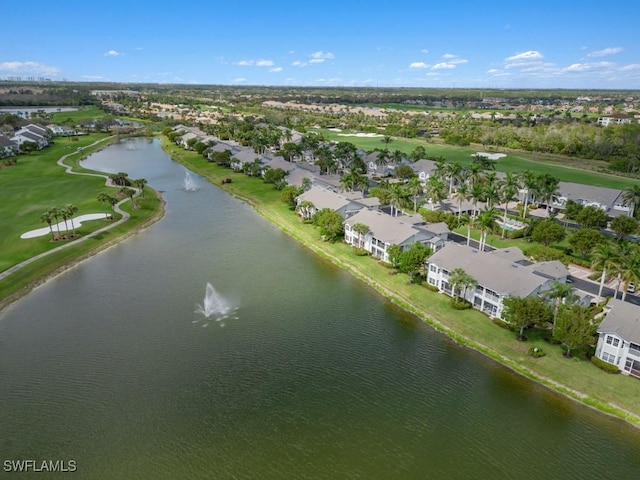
[
  {"left": 450, "top": 298, "right": 472, "bottom": 310},
  {"left": 590, "top": 356, "right": 620, "bottom": 374},
  {"left": 422, "top": 282, "right": 440, "bottom": 292},
  {"left": 528, "top": 346, "right": 546, "bottom": 358},
  {"left": 492, "top": 318, "right": 512, "bottom": 330},
  {"left": 523, "top": 245, "right": 565, "bottom": 262},
  {"left": 353, "top": 248, "right": 369, "bottom": 256}
]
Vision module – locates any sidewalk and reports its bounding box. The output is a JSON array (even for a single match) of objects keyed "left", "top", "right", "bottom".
[{"left": 567, "top": 263, "right": 617, "bottom": 289}]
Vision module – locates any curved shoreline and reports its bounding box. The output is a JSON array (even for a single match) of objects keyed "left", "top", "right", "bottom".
[
  {"left": 0, "top": 137, "right": 166, "bottom": 313},
  {"left": 2, "top": 137, "right": 637, "bottom": 428},
  {"left": 165, "top": 150, "right": 640, "bottom": 430}
]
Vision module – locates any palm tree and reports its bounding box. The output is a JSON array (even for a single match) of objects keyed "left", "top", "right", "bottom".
[
  {"left": 477, "top": 207, "right": 497, "bottom": 251},
  {"left": 97, "top": 192, "right": 110, "bottom": 217},
  {"left": 622, "top": 185, "right": 640, "bottom": 218},
  {"left": 340, "top": 172, "right": 355, "bottom": 192},
  {"left": 452, "top": 183, "right": 471, "bottom": 221},
  {"left": 449, "top": 267, "right": 467, "bottom": 299},
  {"left": 483, "top": 183, "right": 500, "bottom": 209},
  {"left": 620, "top": 250, "right": 640, "bottom": 301},
  {"left": 48, "top": 206, "right": 62, "bottom": 238},
  {"left": 545, "top": 281, "right": 575, "bottom": 334},
  {"left": 296, "top": 200, "right": 315, "bottom": 220},
  {"left": 59, "top": 205, "right": 70, "bottom": 236},
  {"left": 591, "top": 243, "right": 618, "bottom": 298},
  {"left": 352, "top": 223, "right": 370, "bottom": 248},
  {"left": 538, "top": 174, "right": 559, "bottom": 217},
  {"left": 499, "top": 185, "right": 518, "bottom": 239},
  {"left": 64, "top": 204, "right": 78, "bottom": 237},
  {"left": 458, "top": 213, "right": 473, "bottom": 246},
  {"left": 374, "top": 150, "right": 389, "bottom": 170},
  {"left": 40, "top": 211, "right": 54, "bottom": 240},
  {"left": 134, "top": 178, "right": 148, "bottom": 198},
  {"left": 444, "top": 162, "right": 462, "bottom": 197},
  {"left": 389, "top": 184, "right": 409, "bottom": 216},
  {"left": 449, "top": 267, "right": 477, "bottom": 301},
  {"left": 470, "top": 183, "right": 485, "bottom": 219},
  {"left": 108, "top": 196, "right": 118, "bottom": 217},
  {"left": 613, "top": 242, "right": 634, "bottom": 299},
  {"left": 119, "top": 187, "right": 136, "bottom": 207},
  {"left": 407, "top": 177, "right": 423, "bottom": 212},
  {"left": 519, "top": 170, "right": 538, "bottom": 219},
  {"left": 425, "top": 177, "right": 446, "bottom": 211},
  {"left": 300, "top": 177, "right": 312, "bottom": 193},
  {"left": 390, "top": 149, "right": 403, "bottom": 165}
]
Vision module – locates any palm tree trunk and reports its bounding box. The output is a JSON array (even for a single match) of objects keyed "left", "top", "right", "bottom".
[
  {"left": 502, "top": 204, "right": 508, "bottom": 239},
  {"left": 467, "top": 225, "right": 471, "bottom": 246},
  {"left": 598, "top": 269, "right": 606, "bottom": 298}
]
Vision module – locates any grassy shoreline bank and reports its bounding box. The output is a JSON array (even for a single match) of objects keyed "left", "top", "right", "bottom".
[
  {"left": 0, "top": 136, "right": 166, "bottom": 312},
  {"left": 162, "top": 138, "right": 640, "bottom": 429}
]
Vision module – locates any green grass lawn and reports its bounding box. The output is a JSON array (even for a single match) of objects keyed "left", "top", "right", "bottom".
[
  {"left": 0, "top": 134, "right": 164, "bottom": 304},
  {"left": 165, "top": 137, "right": 640, "bottom": 426},
  {"left": 314, "top": 128, "right": 640, "bottom": 190}
]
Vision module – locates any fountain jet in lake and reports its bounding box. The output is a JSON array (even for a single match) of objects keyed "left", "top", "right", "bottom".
[
  {"left": 195, "top": 283, "right": 238, "bottom": 327},
  {"left": 184, "top": 171, "right": 198, "bottom": 191}
]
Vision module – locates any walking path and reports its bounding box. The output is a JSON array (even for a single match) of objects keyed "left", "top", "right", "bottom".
[{"left": 0, "top": 137, "right": 139, "bottom": 281}]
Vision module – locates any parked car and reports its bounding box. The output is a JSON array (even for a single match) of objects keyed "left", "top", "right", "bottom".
[{"left": 628, "top": 282, "right": 635, "bottom": 294}]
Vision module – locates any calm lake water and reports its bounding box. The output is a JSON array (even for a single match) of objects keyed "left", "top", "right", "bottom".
[{"left": 1, "top": 137, "right": 639, "bottom": 479}]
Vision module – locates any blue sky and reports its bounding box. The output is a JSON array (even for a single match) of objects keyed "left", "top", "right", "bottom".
[{"left": 1, "top": 1, "right": 639, "bottom": 89}]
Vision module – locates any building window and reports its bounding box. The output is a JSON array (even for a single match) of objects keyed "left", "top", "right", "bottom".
[
  {"left": 606, "top": 336, "right": 620, "bottom": 347},
  {"left": 601, "top": 352, "right": 617, "bottom": 364},
  {"left": 429, "top": 264, "right": 437, "bottom": 273},
  {"left": 629, "top": 343, "right": 640, "bottom": 356}
]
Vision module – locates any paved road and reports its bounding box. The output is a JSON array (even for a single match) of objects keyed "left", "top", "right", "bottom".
[{"left": 0, "top": 137, "right": 139, "bottom": 282}]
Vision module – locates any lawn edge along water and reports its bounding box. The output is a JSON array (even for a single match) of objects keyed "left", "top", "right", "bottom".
[
  {"left": 0, "top": 137, "right": 166, "bottom": 313},
  {"left": 163, "top": 137, "right": 640, "bottom": 431}
]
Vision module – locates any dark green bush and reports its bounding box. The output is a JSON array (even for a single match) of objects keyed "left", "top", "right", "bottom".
[
  {"left": 528, "top": 346, "right": 546, "bottom": 358},
  {"left": 353, "top": 248, "right": 369, "bottom": 256},
  {"left": 590, "top": 356, "right": 620, "bottom": 374},
  {"left": 450, "top": 298, "right": 472, "bottom": 310},
  {"left": 492, "top": 318, "right": 512, "bottom": 330},
  {"left": 422, "top": 282, "right": 440, "bottom": 292}
]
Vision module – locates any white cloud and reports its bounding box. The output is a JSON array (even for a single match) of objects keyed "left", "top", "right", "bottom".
[
  {"left": 255, "top": 59, "right": 274, "bottom": 67},
  {"left": 449, "top": 58, "right": 468, "bottom": 65},
  {"left": 308, "top": 51, "right": 334, "bottom": 63},
  {"left": 587, "top": 47, "right": 623, "bottom": 58},
  {"left": 442, "top": 53, "right": 457, "bottom": 59},
  {"left": 432, "top": 62, "right": 456, "bottom": 70},
  {"left": 235, "top": 59, "right": 275, "bottom": 67},
  {"left": 269, "top": 67, "right": 283, "bottom": 73},
  {"left": 564, "top": 62, "right": 615, "bottom": 72},
  {"left": 409, "top": 62, "right": 429, "bottom": 69},
  {"left": 621, "top": 64, "right": 640, "bottom": 71},
  {"left": 486, "top": 69, "right": 510, "bottom": 77},
  {"left": 104, "top": 50, "right": 123, "bottom": 57},
  {"left": 505, "top": 50, "right": 543, "bottom": 62},
  {"left": 81, "top": 75, "right": 105, "bottom": 80},
  {"left": 565, "top": 63, "right": 589, "bottom": 72},
  {"left": 292, "top": 51, "right": 335, "bottom": 67},
  {"left": 0, "top": 61, "right": 60, "bottom": 76},
  {"left": 421, "top": 49, "right": 429, "bottom": 54},
  {"left": 233, "top": 77, "right": 246, "bottom": 83}
]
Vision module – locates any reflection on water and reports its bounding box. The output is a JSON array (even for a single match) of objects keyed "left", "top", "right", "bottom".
[{"left": 0, "top": 137, "right": 639, "bottom": 479}]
